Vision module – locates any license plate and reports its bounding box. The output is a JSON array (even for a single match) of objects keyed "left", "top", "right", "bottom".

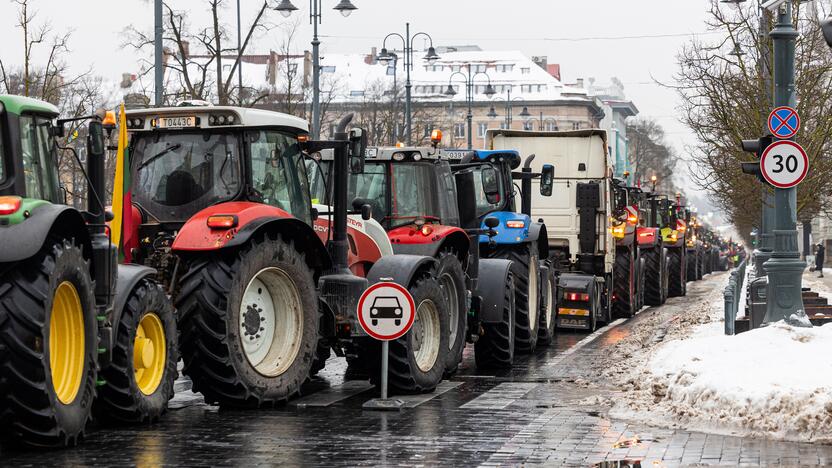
[
  {"left": 158, "top": 116, "right": 196, "bottom": 128},
  {"left": 558, "top": 308, "right": 590, "bottom": 316}
]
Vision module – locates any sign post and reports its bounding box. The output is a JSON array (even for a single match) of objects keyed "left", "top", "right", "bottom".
[{"left": 358, "top": 281, "right": 416, "bottom": 411}]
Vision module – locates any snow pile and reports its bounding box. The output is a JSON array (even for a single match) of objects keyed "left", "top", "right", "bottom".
[{"left": 642, "top": 322, "right": 832, "bottom": 443}]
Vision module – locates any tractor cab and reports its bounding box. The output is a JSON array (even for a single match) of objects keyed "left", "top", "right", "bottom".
[{"left": 125, "top": 105, "right": 313, "bottom": 277}]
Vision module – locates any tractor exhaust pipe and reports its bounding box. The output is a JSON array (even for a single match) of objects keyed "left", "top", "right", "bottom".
[
  {"left": 520, "top": 154, "right": 535, "bottom": 216},
  {"left": 329, "top": 113, "right": 355, "bottom": 274}
]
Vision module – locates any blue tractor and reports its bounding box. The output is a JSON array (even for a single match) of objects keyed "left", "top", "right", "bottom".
[{"left": 444, "top": 149, "right": 556, "bottom": 360}]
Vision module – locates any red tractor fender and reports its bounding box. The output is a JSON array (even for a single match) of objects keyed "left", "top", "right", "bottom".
[
  {"left": 172, "top": 201, "right": 331, "bottom": 272},
  {"left": 388, "top": 224, "right": 469, "bottom": 262}
]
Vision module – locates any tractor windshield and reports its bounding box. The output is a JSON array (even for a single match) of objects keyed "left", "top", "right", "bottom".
[
  {"left": 132, "top": 131, "right": 242, "bottom": 222},
  {"left": 0, "top": 120, "right": 5, "bottom": 184},
  {"left": 306, "top": 158, "right": 330, "bottom": 206},
  {"left": 383, "top": 162, "right": 441, "bottom": 229}
]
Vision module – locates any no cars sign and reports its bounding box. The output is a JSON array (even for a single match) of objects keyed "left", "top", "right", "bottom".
[
  {"left": 357, "top": 282, "right": 415, "bottom": 341},
  {"left": 760, "top": 140, "right": 809, "bottom": 188}
]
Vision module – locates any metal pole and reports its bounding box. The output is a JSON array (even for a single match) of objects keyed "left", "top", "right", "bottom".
[
  {"left": 466, "top": 66, "right": 473, "bottom": 150},
  {"left": 507, "top": 87, "right": 512, "bottom": 127},
  {"left": 154, "top": 0, "right": 163, "bottom": 106},
  {"left": 311, "top": 0, "right": 321, "bottom": 139},
  {"left": 237, "top": 0, "right": 243, "bottom": 104},
  {"left": 380, "top": 341, "right": 389, "bottom": 400},
  {"left": 763, "top": 1, "right": 806, "bottom": 325},
  {"left": 391, "top": 55, "right": 398, "bottom": 145},
  {"left": 757, "top": 6, "right": 775, "bottom": 276},
  {"left": 405, "top": 23, "right": 412, "bottom": 146}
]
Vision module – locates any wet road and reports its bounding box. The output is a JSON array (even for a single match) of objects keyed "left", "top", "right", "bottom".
[{"left": 4, "top": 273, "right": 832, "bottom": 466}]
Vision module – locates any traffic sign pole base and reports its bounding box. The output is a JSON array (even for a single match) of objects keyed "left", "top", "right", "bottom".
[{"left": 362, "top": 398, "right": 405, "bottom": 411}]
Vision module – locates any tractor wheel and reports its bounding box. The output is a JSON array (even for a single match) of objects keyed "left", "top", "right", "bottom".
[
  {"left": 642, "top": 247, "right": 664, "bottom": 306},
  {"left": 437, "top": 251, "right": 467, "bottom": 376},
  {"left": 662, "top": 250, "right": 670, "bottom": 303},
  {"left": 491, "top": 245, "right": 539, "bottom": 354},
  {"left": 95, "top": 279, "right": 177, "bottom": 424},
  {"left": 0, "top": 239, "right": 97, "bottom": 447},
  {"left": 380, "top": 275, "right": 449, "bottom": 394},
  {"left": 613, "top": 248, "right": 636, "bottom": 318},
  {"left": 475, "top": 271, "right": 516, "bottom": 369},
  {"left": 667, "top": 248, "right": 686, "bottom": 297},
  {"left": 686, "top": 250, "right": 698, "bottom": 283},
  {"left": 309, "top": 339, "right": 331, "bottom": 376},
  {"left": 537, "top": 266, "right": 556, "bottom": 346},
  {"left": 176, "top": 234, "right": 319, "bottom": 407}
]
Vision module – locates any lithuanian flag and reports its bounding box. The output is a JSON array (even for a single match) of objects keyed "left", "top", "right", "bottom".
[{"left": 110, "top": 104, "right": 134, "bottom": 262}]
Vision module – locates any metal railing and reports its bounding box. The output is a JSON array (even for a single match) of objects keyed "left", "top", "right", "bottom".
[{"left": 724, "top": 258, "right": 748, "bottom": 335}]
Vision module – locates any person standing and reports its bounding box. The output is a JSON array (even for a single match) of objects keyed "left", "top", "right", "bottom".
[{"left": 816, "top": 243, "right": 825, "bottom": 278}]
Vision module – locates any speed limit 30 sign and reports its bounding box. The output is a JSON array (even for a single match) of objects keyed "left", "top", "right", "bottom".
[{"left": 760, "top": 140, "right": 809, "bottom": 188}]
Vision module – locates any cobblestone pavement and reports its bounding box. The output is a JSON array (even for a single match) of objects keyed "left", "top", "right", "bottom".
[{"left": 3, "top": 272, "right": 832, "bottom": 466}]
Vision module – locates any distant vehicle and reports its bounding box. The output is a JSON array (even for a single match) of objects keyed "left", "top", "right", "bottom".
[{"left": 370, "top": 296, "right": 403, "bottom": 325}]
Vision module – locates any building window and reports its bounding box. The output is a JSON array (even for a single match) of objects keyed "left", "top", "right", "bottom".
[
  {"left": 329, "top": 124, "right": 337, "bottom": 136},
  {"left": 473, "top": 64, "right": 486, "bottom": 73},
  {"left": 453, "top": 123, "right": 466, "bottom": 138},
  {"left": 350, "top": 90, "right": 365, "bottom": 97},
  {"left": 477, "top": 122, "right": 488, "bottom": 137},
  {"left": 545, "top": 121, "right": 558, "bottom": 131},
  {"left": 386, "top": 66, "right": 396, "bottom": 76},
  {"left": 572, "top": 121, "right": 582, "bottom": 130},
  {"left": 523, "top": 121, "right": 534, "bottom": 131},
  {"left": 500, "top": 122, "right": 510, "bottom": 130},
  {"left": 497, "top": 64, "right": 514, "bottom": 73},
  {"left": 321, "top": 66, "right": 336, "bottom": 73},
  {"left": 451, "top": 65, "right": 461, "bottom": 72},
  {"left": 521, "top": 67, "right": 530, "bottom": 75},
  {"left": 521, "top": 85, "right": 532, "bottom": 93},
  {"left": 424, "top": 124, "right": 434, "bottom": 137},
  {"left": 537, "top": 85, "right": 545, "bottom": 92}
]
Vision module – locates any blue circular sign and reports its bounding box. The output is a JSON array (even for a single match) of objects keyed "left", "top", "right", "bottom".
[{"left": 768, "top": 106, "right": 800, "bottom": 140}]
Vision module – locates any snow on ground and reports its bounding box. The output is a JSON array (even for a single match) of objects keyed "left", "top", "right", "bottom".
[{"left": 606, "top": 270, "right": 832, "bottom": 444}]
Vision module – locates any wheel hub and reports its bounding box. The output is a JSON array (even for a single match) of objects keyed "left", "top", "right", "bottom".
[
  {"left": 50, "top": 281, "right": 85, "bottom": 405},
  {"left": 242, "top": 303, "right": 265, "bottom": 340},
  {"left": 134, "top": 313, "right": 167, "bottom": 396},
  {"left": 134, "top": 337, "right": 155, "bottom": 369}
]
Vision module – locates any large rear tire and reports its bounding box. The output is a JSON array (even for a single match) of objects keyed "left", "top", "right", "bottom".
[
  {"left": 374, "top": 275, "right": 448, "bottom": 394},
  {"left": 475, "top": 272, "right": 516, "bottom": 369},
  {"left": 537, "top": 266, "right": 556, "bottom": 346},
  {"left": 667, "top": 247, "right": 686, "bottom": 297},
  {"left": 176, "top": 235, "right": 319, "bottom": 407},
  {"left": 491, "top": 245, "right": 539, "bottom": 353},
  {"left": 613, "top": 247, "right": 636, "bottom": 318},
  {"left": 642, "top": 247, "right": 664, "bottom": 306},
  {"left": 95, "top": 279, "right": 177, "bottom": 424},
  {"left": 437, "top": 251, "right": 466, "bottom": 376},
  {"left": 0, "top": 239, "right": 97, "bottom": 447}
]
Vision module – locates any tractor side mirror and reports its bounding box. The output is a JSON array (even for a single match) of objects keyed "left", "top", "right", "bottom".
[
  {"left": 360, "top": 204, "right": 372, "bottom": 221},
  {"left": 481, "top": 166, "right": 500, "bottom": 205},
  {"left": 540, "top": 164, "right": 554, "bottom": 197},
  {"left": 484, "top": 217, "right": 500, "bottom": 229},
  {"left": 822, "top": 15, "right": 832, "bottom": 49},
  {"left": 349, "top": 127, "right": 367, "bottom": 174},
  {"left": 87, "top": 121, "right": 105, "bottom": 158}
]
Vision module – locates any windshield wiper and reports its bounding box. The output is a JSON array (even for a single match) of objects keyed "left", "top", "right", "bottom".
[{"left": 138, "top": 143, "right": 182, "bottom": 169}]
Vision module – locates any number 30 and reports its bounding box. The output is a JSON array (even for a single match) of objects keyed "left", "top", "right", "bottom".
[{"left": 772, "top": 154, "right": 798, "bottom": 173}]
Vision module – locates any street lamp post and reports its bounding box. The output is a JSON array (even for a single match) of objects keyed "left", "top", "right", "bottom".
[
  {"left": 445, "top": 65, "right": 496, "bottom": 150},
  {"left": 154, "top": 0, "right": 163, "bottom": 106},
  {"left": 378, "top": 24, "right": 440, "bottom": 146},
  {"left": 275, "top": 0, "right": 358, "bottom": 140},
  {"left": 488, "top": 87, "right": 524, "bottom": 129},
  {"left": 763, "top": 1, "right": 806, "bottom": 324}
]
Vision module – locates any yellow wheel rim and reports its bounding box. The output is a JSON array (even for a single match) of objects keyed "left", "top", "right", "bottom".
[
  {"left": 134, "top": 313, "right": 166, "bottom": 396},
  {"left": 50, "top": 281, "right": 86, "bottom": 405}
]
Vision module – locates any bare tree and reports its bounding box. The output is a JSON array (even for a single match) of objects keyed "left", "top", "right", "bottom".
[{"left": 627, "top": 118, "right": 678, "bottom": 193}]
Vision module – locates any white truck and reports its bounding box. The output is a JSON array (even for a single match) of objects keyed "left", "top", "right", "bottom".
[{"left": 485, "top": 129, "right": 615, "bottom": 330}]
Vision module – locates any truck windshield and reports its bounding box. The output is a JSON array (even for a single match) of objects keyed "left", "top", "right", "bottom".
[{"left": 132, "top": 131, "right": 241, "bottom": 222}]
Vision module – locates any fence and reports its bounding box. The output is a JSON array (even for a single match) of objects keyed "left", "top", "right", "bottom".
[{"left": 723, "top": 258, "right": 748, "bottom": 335}]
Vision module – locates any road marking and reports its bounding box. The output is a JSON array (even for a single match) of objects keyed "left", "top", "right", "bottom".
[
  {"left": 396, "top": 381, "right": 464, "bottom": 408},
  {"left": 460, "top": 382, "right": 539, "bottom": 410},
  {"left": 292, "top": 380, "right": 373, "bottom": 408}
]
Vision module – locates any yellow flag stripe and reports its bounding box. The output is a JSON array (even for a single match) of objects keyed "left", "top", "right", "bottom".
[{"left": 111, "top": 104, "right": 127, "bottom": 247}]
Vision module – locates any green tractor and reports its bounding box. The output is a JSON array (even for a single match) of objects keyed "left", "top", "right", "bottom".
[{"left": 0, "top": 95, "right": 178, "bottom": 447}]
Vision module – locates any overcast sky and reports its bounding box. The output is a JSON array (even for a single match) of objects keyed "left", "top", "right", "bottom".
[{"left": 0, "top": 0, "right": 726, "bottom": 222}]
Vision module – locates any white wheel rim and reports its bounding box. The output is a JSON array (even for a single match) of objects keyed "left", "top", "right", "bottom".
[
  {"left": 412, "top": 299, "right": 441, "bottom": 372},
  {"left": 440, "top": 272, "right": 460, "bottom": 351},
  {"left": 240, "top": 267, "right": 303, "bottom": 377},
  {"left": 528, "top": 259, "right": 539, "bottom": 330}
]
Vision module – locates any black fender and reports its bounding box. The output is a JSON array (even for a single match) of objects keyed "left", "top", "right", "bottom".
[
  {"left": 112, "top": 264, "right": 157, "bottom": 340},
  {"left": 222, "top": 217, "right": 332, "bottom": 274},
  {"left": 0, "top": 204, "right": 91, "bottom": 264},
  {"left": 527, "top": 222, "right": 549, "bottom": 260},
  {"left": 366, "top": 254, "right": 438, "bottom": 288},
  {"left": 476, "top": 258, "right": 514, "bottom": 323},
  {"left": 558, "top": 273, "right": 596, "bottom": 295}
]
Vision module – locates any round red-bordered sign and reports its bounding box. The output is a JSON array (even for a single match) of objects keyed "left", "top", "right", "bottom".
[
  {"left": 768, "top": 106, "right": 800, "bottom": 140},
  {"left": 760, "top": 140, "right": 809, "bottom": 188},
  {"left": 357, "top": 281, "right": 416, "bottom": 341}
]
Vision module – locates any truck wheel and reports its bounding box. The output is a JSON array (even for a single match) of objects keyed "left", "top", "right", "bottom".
[
  {"left": 176, "top": 235, "right": 319, "bottom": 407},
  {"left": 667, "top": 248, "right": 686, "bottom": 297},
  {"left": 95, "top": 279, "right": 177, "bottom": 423},
  {"left": 437, "top": 251, "right": 466, "bottom": 376},
  {"left": 613, "top": 248, "right": 636, "bottom": 318},
  {"left": 537, "top": 266, "right": 556, "bottom": 346},
  {"left": 382, "top": 275, "right": 449, "bottom": 394},
  {"left": 642, "top": 247, "right": 664, "bottom": 306},
  {"left": 0, "top": 239, "right": 97, "bottom": 447},
  {"left": 475, "top": 272, "right": 516, "bottom": 369},
  {"left": 492, "top": 245, "right": 539, "bottom": 354}
]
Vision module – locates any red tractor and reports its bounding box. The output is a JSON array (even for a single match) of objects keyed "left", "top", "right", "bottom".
[
  {"left": 611, "top": 178, "right": 645, "bottom": 318},
  {"left": 125, "top": 107, "right": 448, "bottom": 399}
]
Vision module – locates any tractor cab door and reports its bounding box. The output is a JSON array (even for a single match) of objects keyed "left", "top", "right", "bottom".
[{"left": 15, "top": 113, "right": 61, "bottom": 202}]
